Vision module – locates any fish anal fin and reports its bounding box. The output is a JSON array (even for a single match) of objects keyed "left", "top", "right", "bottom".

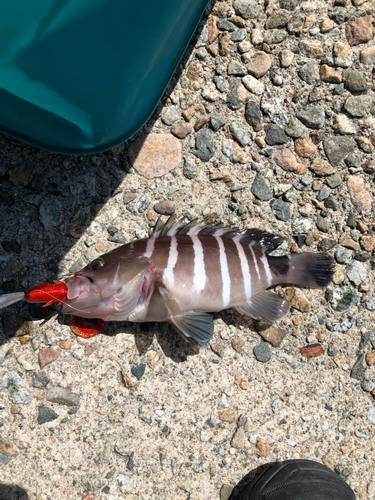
[
  {"left": 169, "top": 312, "right": 214, "bottom": 348},
  {"left": 235, "top": 291, "right": 290, "bottom": 323}
]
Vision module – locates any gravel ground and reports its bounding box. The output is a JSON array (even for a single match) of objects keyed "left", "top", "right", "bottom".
[{"left": 1, "top": 0, "right": 375, "bottom": 499}]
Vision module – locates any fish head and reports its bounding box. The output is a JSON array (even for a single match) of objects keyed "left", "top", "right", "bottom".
[{"left": 62, "top": 246, "right": 151, "bottom": 319}]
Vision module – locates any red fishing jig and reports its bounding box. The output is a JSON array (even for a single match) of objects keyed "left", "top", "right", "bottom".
[{"left": 24, "top": 280, "right": 67, "bottom": 307}]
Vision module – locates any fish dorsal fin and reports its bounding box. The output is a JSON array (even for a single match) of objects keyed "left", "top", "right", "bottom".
[
  {"left": 235, "top": 291, "right": 290, "bottom": 322},
  {"left": 169, "top": 312, "right": 214, "bottom": 348},
  {"left": 152, "top": 217, "right": 283, "bottom": 253}
]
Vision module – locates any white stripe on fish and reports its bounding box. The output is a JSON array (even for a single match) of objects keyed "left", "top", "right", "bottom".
[
  {"left": 260, "top": 254, "right": 272, "bottom": 287},
  {"left": 250, "top": 246, "right": 261, "bottom": 281},
  {"left": 192, "top": 235, "right": 206, "bottom": 294},
  {"left": 163, "top": 236, "right": 178, "bottom": 287},
  {"left": 144, "top": 236, "right": 155, "bottom": 258},
  {"left": 216, "top": 236, "right": 230, "bottom": 308},
  {"left": 234, "top": 237, "right": 251, "bottom": 300}
]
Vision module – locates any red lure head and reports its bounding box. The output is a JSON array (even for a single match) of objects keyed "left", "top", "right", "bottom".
[{"left": 24, "top": 280, "right": 67, "bottom": 307}]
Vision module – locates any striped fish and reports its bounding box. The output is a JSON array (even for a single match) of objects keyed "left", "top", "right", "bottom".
[{"left": 61, "top": 218, "right": 334, "bottom": 346}]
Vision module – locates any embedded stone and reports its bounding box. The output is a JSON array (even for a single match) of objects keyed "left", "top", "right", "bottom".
[
  {"left": 345, "top": 16, "right": 372, "bottom": 46},
  {"left": 320, "top": 65, "right": 342, "bottom": 83},
  {"left": 294, "top": 137, "right": 317, "bottom": 157},
  {"left": 273, "top": 149, "right": 306, "bottom": 174},
  {"left": 347, "top": 176, "right": 372, "bottom": 213},
  {"left": 129, "top": 134, "right": 181, "bottom": 179},
  {"left": 246, "top": 51, "right": 272, "bottom": 79}
]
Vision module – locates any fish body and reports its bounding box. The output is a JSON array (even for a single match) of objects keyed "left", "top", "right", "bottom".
[{"left": 60, "top": 218, "right": 334, "bottom": 347}]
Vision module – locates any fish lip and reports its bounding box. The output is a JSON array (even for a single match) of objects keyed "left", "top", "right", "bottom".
[{"left": 65, "top": 274, "right": 92, "bottom": 300}]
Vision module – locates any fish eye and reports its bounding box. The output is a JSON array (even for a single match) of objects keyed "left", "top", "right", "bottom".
[{"left": 89, "top": 259, "right": 104, "bottom": 271}]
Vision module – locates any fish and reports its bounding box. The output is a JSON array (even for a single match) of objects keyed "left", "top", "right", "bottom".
[{"left": 22, "top": 217, "right": 334, "bottom": 346}]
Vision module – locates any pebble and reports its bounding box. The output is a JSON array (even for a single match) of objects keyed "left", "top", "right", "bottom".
[
  {"left": 366, "top": 298, "right": 375, "bottom": 311},
  {"left": 227, "top": 60, "right": 247, "bottom": 76},
  {"left": 81, "top": 474, "right": 103, "bottom": 491},
  {"left": 344, "top": 95, "right": 373, "bottom": 117},
  {"left": 265, "top": 11, "right": 289, "bottom": 29},
  {"left": 361, "top": 380, "right": 375, "bottom": 392},
  {"left": 329, "top": 7, "right": 350, "bottom": 25},
  {"left": 213, "top": 76, "right": 227, "bottom": 93},
  {"left": 285, "top": 118, "right": 305, "bottom": 138},
  {"left": 131, "top": 363, "right": 146, "bottom": 380},
  {"left": 253, "top": 342, "right": 271, "bottom": 362},
  {"left": 260, "top": 89, "right": 288, "bottom": 125},
  {"left": 220, "top": 485, "right": 233, "bottom": 500},
  {"left": 39, "top": 197, "right": 63, "bottom": 230},
  {"left": 279, "top": 49, "right": 294, "bottom": 68},
  {"left": 245, "top": 99, "right": 262, "bottom": 130},
  {"left": 29, "top": 371, "right": 49, "bottom": 389},
  {"left": 161, "top": 106, "right": 179, "bottom": 125},
  {"left": 317, "top": 185, "right": 331, "bottom": 201},
  {"left": 271, "top": 68, "right": 284, "bottom": 86},
  {"left": 231, "top": 29, "right": 247, "bottom": 42},
  {"left": 273, "top": 149, "right": 306, "bottom": 174},
  {"left": 366, "top": 352, "right": 375, "bottom": 366},
  {"left": 128, "top": 134, "right": 181, "bottom": 179},
  {"left": 46, "top": 386, "right": 80, "bottom": 406},
  {"left": 233, "top": 0, "right": 260, "bottom": 20},
  {"left": 320, "top": 65, "right": 342, "bottom": 83},
  {"left": 347, "top": 176, "right": 372, "bottom": 214},
  {"left": 246, "top": 51, "right": 271, "bottom": 78},
  {"left": 292, "top": 218, "right": 313, "bottom": 233},
  {"left": 0, "top": 371, "right": 31, "bottom": 404},
  {"left": 270, "top": 199, "right": 291, "bottom": 221},
  {"left": 265, "top": 125, "right": 288, "bottom": 145},
  {"left": 350, "top": 354, "right": 366, "bottom": 381},
  {"left": 183, "top": 157, "right": 198, "bottom": 179},
  {"left": 333, "top": 42, "right": 352, "bottom": 68},
  {"left": 38, "top": 348, "right": 59, "bottom": 369},
  {"left": 251, "top": 173, "right": 272, "bottom": 201},
  {"left": 346, "top": 261, "right": 366, "bottom": 286},
  {"left": 9, "top": 163, "right": 34, "bottom": 188},
  {"left": 332, "top": 316, "right": 356, "bottom": 333},
  {"left": 37, "top": 406, "right": 59, "bottom": 425},
  {"left": 153, "top": 200, "right": 175, "bottom": 215},
  {"left": 343, "top": 68, "right": 367, "bottom": 93},
  {"left": 256, "top": 322, "right": 287, "bottom": 347},
  {"left": 345, "top": 16, "right": 372, "bottom": 46},
  {"left": 296, "top": 106, "right": 325, "bottom": 130},
  {"left": 171, "top": 121, "right": 192, "bottom": 139},
  {"left": 323, "top": 136, "right": 355, "bottom": 167},
  {"left": 300, "top": 344, "right": 325, "bottom": 358},
  {"left": 230, "top": 123, "right": 251, "bottom": 147},
  {"left": 242, "top": 75, "right": 265, "bottom": 95},
  {"left": 210, "top": 113, "right": 226, "bottom": 131},
  {"left": 231, "top": 427, "right": 245, "bottom": 449},
  {"left": 326, "top": 173, "right": 342, "bottom": 188},
  {"left": 283, "top": 287, "right": 311, "bottom": 312},
  {"left": 255, "top": 437, "right": 270, "bottom": 457},
  {"left": 360, "top": 46, "right": 375, "bottom": 65},
  {"left": 369, "top": 408, "right": 375, "bottom": 425},
  {"left": 294, "top": 137, "right": 316, "bottom": 157},
  {"left": 335, "top": 249, "right": 352, "bottom": 264},
  {"left": 334, "top": 114, "right": 356, "bottom": 135},
  {"left": 218, "top": 409, "right": 238, "bottom": 423},
  {"left": 298, "top": 61, "right": 319, "bottom": 85},
  {"left": 191, "top": 129, "right": 215, "bottom": 162},
  {"left": 331, "top": 286, "right": 359, "bottom": 311}
]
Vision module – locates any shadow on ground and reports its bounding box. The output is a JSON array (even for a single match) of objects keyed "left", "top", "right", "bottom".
[
  {"left": 0, "top": 483, "right": 30, "bottom": 500},
  {"left": 0, "top": 6, "right": 211, "bottom": 356}
]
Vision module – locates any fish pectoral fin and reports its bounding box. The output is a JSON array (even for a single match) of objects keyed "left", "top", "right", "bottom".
[
  {"left": 235, "top": 291, "right": 290, "bottom": 322},
  {"left": 109, "top": 268, "right": 151, "bottom": 321},
  {"left": 169, "top": 312, "right": 214, "bottom": 349},
  {"left": 157, "top": 285, "right": 180, "bottom": 316}
]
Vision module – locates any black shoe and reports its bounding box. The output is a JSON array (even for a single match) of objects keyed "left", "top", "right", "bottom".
[{"left": 229, "top": 459, "right": 356, "bottom": 500}]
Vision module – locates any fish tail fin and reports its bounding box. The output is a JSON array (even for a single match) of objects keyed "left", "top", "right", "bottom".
[{"left": 269, "top": 253, "right": 335, "bottom": 288}]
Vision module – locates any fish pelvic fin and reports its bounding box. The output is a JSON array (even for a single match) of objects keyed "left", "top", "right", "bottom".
[
  {"left": 169, "top": 312, "right": 214, "bottom": 348},
  {"left": 235, "top": 291, "right": 290, "bottom": 322}
]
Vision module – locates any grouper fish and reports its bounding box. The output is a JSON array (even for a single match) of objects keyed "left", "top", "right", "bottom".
[{"left": 22, "top": 218, "right": 334, "bottom": 346}]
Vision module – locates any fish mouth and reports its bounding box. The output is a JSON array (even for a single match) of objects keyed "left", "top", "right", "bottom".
[{"left": 65, "top": 273, "right": 92, "bottom": 300}]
